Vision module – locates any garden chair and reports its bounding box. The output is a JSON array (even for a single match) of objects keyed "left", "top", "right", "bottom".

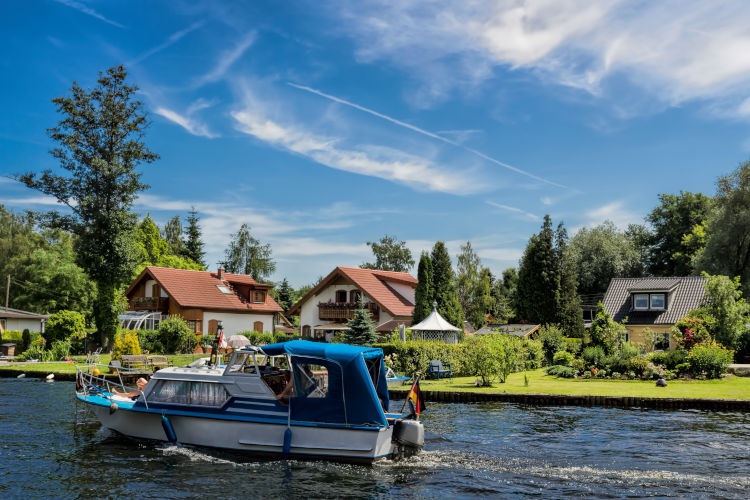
[{"left": 428, "top": 360, "right": 452, "bottom": 380}]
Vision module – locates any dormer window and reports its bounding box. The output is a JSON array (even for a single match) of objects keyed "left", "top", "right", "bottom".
[
  {"left": 650, "top": 294, "right": 665, "bottom": 309},
  {"left": 634, "top": 294, "right": 649, "bottom": 310},
  {"left": 253, "top": 291, "right": 265, "bottom": 303},
  {"left": 217, "top": 285, "right": 232, "bottom": 294}
]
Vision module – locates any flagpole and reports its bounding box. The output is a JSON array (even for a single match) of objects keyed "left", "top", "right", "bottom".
[{"left": 401, "top": 371, "right": 422, "bottom": 413}]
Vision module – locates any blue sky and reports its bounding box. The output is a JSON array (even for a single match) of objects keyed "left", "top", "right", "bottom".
[{"left": 1, "top": 0, "right": 750, "bottom": 287}]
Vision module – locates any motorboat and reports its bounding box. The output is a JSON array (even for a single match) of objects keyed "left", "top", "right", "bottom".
[
  {"left": 385, "top": 366, "right": 411, "bottom": 387},
  {"left": 75, "top": 340, "right": 424, "bottom": 463}
]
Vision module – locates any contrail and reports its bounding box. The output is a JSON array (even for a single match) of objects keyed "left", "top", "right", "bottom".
[{"left": 288, "top": 82, "right": 566, "bottom": 189}]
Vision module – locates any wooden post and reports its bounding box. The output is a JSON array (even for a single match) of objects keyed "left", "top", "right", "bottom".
[{"left": 5, "top": 274, "right": 10, "bottom": 311}]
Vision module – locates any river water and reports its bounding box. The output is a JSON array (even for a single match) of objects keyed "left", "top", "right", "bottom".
[{"left": 1, "top": 378, "right": 748, "bottom": 499}]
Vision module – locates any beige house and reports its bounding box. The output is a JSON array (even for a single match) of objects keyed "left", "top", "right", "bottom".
[
  {"left": 0, "top": 307, "right": 48, "bottom": 333},
  {"left": 601, "top": 276, "right": 707, "bottom": 350}
]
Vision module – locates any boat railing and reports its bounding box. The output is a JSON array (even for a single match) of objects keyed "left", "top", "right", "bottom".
[{"left": 75, "top": 363, "right": 149, "bottom": 410}]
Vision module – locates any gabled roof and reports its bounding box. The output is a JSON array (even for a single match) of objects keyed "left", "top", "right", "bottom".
[
  {"left": 126, "top": 266, "right": 282, "bottom": 313},
  {"left": 474, "top": 323, "right": 541, "bottom": 337},
  {"left": 409, "top": 306, "right": 461, "bottom": 331},
  {"left": 602, "top": 276, "right": 707, "bottom": 325},
  {"left": 0, "top": 307, "right": 49, "bottom": 320},
  {"left": 287, "top": 266, "right": 417, "bottom": 317}
]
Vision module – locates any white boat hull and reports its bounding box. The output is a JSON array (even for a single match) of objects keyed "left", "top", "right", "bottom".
[{"left": 89, "top": 402, "right": 394, "bottom": 462}]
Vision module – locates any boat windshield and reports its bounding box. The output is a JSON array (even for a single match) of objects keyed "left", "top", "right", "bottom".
[{"left": 225, "top": 351, "right": 258, "bottom": 375}]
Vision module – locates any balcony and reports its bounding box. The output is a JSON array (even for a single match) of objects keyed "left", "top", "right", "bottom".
[
  {"left": 129, "top": 296, "right": 169, "bottom": 312},
  {"left": 318, "top": 302, "right": 379, "bottom": 322}
]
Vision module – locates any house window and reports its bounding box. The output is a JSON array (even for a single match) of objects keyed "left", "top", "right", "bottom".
[
  {"left": 654, "top": 332, "right": 670, "bottom": 350},
  {"left": 217, "top": 285, "right": 232, "bottom": 294},
  {"left": 335, "top": 290, "right": 347, "bottom": 303},
  {"left": 634, "top": 294, "right": 649, "bottom": 310},
  {"left": 253, "top": 291, "right": 265, "bottom": 303},
  {"left": 350, "top": 290, "right": 361, "bottom": 303},
  {"left": 650, "top": 294, "right": 665, "bottom": 309},
  {"left": 253, "top": 321, "right": 264, "bottom": 333},
  {"left": 621, "top": 331, "right": 630, "bottom": 343},
  {"left": 187, "top": 320, "right": 203, "bottom": 334},
  {"left": 302, "top": 325, "right": 311, "bottom": 337}
]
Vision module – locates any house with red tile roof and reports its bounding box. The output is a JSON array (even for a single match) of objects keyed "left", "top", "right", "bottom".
[
  {"left": 286, "top": 266, "right": 417, "bottom": 342},
  {"left": 123, "top": 266, "right": 283, "bottom": 336}
]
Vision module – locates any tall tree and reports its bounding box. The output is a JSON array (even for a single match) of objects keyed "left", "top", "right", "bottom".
[
  {"left": 274, "top": 278, "right": 294, "bottom": 312},
  {"left": 516, "top": 215, "right": 559, "bottom": 324},
  {"left": 699, "top": 273, "right": 749, "bottom": 351},
  {"left": 646, "top": 191, "right": 711, "bottom": 276},
  {"left": 456, "top": 241, "right": 493, "bottom": 329},
  {"left": 568, "top": 221, "right": 644, "bottom": 297},
  {"left": 412, "top": 252, "right": 434, "bottom": 323},
  {"left": 556, "top": 223, "right": 584, "bottom": 337},
  {"left": 183, "top": 207, "right": 206, "bottom": 267},
  {"left": 163, "top": 215, "right": 185, "bottom": 256},
  {"left": 133, "top": 215, "right": 202, "bottom": 274},
  {"left": 16, "top": 66, "right": 157, "bottom": 345},
  {"left": 431, "top": 241, "right": 463, "bottom": 328},
  {"left": 222, "top": 224, "right": 276, "bottom": 281},
  {"left": 360, "top": 234, "right": 415, "bottom": 272},
  {"left": 694, "top": 161, "right": 750, "bottom": 296}
]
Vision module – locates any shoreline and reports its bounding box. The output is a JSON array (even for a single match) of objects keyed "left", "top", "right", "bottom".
[
  {"left": 2, "top": 368, "right": 748, "bottom": 411},
  {"left": 389, "top": 388, "right": 750, "bottom": 411}
]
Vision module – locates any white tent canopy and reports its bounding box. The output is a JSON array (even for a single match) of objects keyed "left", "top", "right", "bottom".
[{"left": 409, "top": 302, "right": 460, "bottom": 344}]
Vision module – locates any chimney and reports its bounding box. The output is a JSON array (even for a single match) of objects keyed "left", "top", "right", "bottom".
[{"left": 217, "top": 267, "right": 224, "bottom": 280}]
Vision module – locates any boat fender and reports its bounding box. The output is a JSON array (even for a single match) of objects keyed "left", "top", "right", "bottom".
[
  {"left": 282, "top": 428, "right": 292, "bottom": 456},
  {"left": 393, "top": 420, "right": 424, "bottom": 449},
  {"left": 109, "top": 402, "right": 118, "bottom": 414},
  {"left": 17, "top": 373, "right": 25, "bottom": 378},
  {"left": 46, "top": 373, "right": 55, "bottom": 381},
  {"left": 161, "top": 415, "right": 177, "bottom": 443}
]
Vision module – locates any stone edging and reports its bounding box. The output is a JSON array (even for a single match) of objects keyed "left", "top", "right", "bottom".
[{"left": 389, "top": 388, "right": 750, "bottom": 411}]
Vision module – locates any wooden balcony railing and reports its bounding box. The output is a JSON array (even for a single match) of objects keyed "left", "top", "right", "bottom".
[
  {"left": 318, "top": 302, "right": 379, "bottom": 322},
  {"left": 129, "top": 296, "right": 169, "bottom": 312}
]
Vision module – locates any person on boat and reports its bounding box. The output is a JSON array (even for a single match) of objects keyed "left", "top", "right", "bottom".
[
  {"left": 276, "top": 374, "right": 294, "bottom": 405},
  {"left": 111, "top": 377, "right": 148, "bottom": 400}
]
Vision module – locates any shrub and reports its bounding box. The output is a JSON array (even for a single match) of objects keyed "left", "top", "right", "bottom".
[
  {"left": 17, "top": 336, "right": 46, "bottom": 361},
  {"left": 643, "top": 362, "right": 665, "bottom": 380},
  {"left": 464, "top": 335, "right": 518, "bottom": 386},
  {"left": 672, "top": 316, "right": 712, "bottom": 350},
  {"left": 552, "top": 350, "right": 574, "bottom": 367},
  {"left": 626, "top": 356, "right": 649, "bottom": 377},
  {"left": 611, "top": 372, "right": 621, "bottom": 379},
  {"left": 572, "top": 357, "right": 586, "bottom": 374},
  {"left": 45, "top": 310, "right": 86, "bottom": 346},
  {"left": 648, "top": 349, "right": 687, "bottom": 370},
  {"left": 546, "top": 365, "right": 577, "bottom": 378},
  {"left": 158, "top": 316, "right": 196, "bottom": 353},
  {"left": 686, "top": 340, "right": 734, "bottom": 379},
  {"left": 239, "top": 331, "right": 275, "bottom": 345},
  {"left": 588, "top": 303, "right": 626, "bottom": 355},
  {"left": 374, "top": 340, "right": 467, "bottom": 377},
  {"left": 582, "top": 345, "right": 606, "bottom": 367},
  {"left": 137, "top": 329, "right": 164, "bottom": 354},
  {"left": 48, "top": 339, "right": 72, "bottom": 360},
  {"left": 537, "top": 324, "right": 564, "bottom": 364},
  {"left": 112, "top": 330, "right": 142, "bottom": 359},
  {"left": 520, "top": 338, "right": 544, "bottom": 370},
  {"left": 562, "top": 337, "right": 583, "bottom": 356},
  {"left": 22, "top": 329, "right": 31, "bottom": 350}
]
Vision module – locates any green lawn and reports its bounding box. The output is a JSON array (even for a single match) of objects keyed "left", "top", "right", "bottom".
[
  {"left": 408, "top": 369, "right": 750, "bottom": 400},
  {"left": 0, "top": 353, "right": 207, "bottom": 375}
]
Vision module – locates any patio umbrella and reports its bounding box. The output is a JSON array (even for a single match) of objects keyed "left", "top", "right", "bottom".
[{"left": 226, "top": 335, "right": 251, "bottom": 348}]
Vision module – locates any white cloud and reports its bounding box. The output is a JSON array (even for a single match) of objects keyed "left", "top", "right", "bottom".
[
  {"left": 0, "top": 195, "right": 73, "bottom": 207},
  {"left": 477, "top": 247, "right": 523, "bottom": 262},
  {"left": 130, "top": 21, "right": 204, "bottom": 65},
  {"left": 486, "top": 200, "right": 539, "bottom": 221},
  {"left": 231, "top": 104, "right": 479, "bottom": 194},
  {"left": 153, "top": 99, "right": 217, "bottom": 138},
  {"left": 53, "top": 0, "right": 124, "bottom": 28},
  {"left": 196, "top": 32, "right": 255, "bottom": 86},
  {"left": 334, "top": 0, "right": 750, "bottom": 117},
  {"left": 583, "top": 201, "right": 638, "bottom": 229}
]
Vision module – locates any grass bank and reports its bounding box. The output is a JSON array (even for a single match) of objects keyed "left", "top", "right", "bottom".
[
  {"left": 0, "top": 353, "right": 206, "bottom": 375},
  {"left": 410, "top": 369, "right": 750, "bottom": 401}
]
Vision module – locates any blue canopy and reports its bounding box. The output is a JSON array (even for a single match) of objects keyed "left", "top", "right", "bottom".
[{"left": 260, "top": 340, "right": 388, "bottom": 427}]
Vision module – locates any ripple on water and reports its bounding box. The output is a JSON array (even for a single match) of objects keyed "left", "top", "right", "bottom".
[{"left": 0, "top": 379, "right": 749, "bottom": 499}]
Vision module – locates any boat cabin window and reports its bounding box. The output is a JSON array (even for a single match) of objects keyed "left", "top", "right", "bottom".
[
  {"left": 148, "top": 380, "right": 229, "bottom": 407},
  {"left": 225, "top": 351, "right": 258, "bottom": 375},
  {"left": 293, "top": 363, "right": 329, "bottom": 399}
]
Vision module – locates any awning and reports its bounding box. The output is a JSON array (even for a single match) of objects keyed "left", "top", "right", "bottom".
[{"left": 313, "top": 322, "right": 349, "bottom": 330}]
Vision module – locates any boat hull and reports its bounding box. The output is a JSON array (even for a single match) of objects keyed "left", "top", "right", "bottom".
[{"left": 85, "top": 398, "right": 394, "bottom": 463}]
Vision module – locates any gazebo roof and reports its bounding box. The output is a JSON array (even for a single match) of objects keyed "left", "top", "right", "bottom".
[{"left": 409, "top": 302, "right": 461, "bottom": 332}]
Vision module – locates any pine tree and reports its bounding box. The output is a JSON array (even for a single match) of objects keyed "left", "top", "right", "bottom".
[
  {"left": 275, "top": 277, "right": 294, "bottom": 312},
  {"left": 183, "top": 207, "right": 206, "bottom": 267},
  {"left": 431, "top": 241, "right": 463, "bottom": 328},
  {"left": 413, "top": 252, "right": 434, "bottom": 323},
  {"left": 345, "top": 302, "right": 378, "bottom": 345},
  {"left": 516, "top": 215, "right": 559, "bottom": 324}
]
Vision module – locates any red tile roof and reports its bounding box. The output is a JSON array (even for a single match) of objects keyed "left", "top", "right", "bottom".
[
  {"left": 127, "top": 266, "right": 283, "bottom": 313},
  {"left": 287, "top": 266, "right": 416, "bottom": 317}
]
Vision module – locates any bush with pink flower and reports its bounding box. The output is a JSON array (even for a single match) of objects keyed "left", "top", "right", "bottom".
[{"left": 672, "top": 315, "right": 712, "bottom": 350}]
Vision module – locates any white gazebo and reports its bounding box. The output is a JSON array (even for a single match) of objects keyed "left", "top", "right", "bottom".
[{"left": 409, "top": 301, "right": 461, "bottom": 344}]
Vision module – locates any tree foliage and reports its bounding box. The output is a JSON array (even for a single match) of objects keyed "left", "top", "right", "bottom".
[
  {"left": 345, "top": 302, "right": 378, "bottom": 345},
  {"left": 430, "top": 241, "right": 463, "bottom": 328},
  {"left": 133, "top": 215, "right": 203, "bottom": 274},
  {"left": 456, "top": 241, "right": 493, "bottom": 329},
  {"left": 588, "top": 303, "right": 627, "bottom": 355},
  {"left": 158, "top": 316, "right": 196, "bottom": 353},
  {"left": 221, "top": 224, "right": 276, "bottom": 281},
  {"left": 274, "top": 278, "right": 294, "bottom": 312},
  {"left": 698, "top": 273, "right": 749, "bottom": 352},
  {"left": 45, "top": 309, "right": 86, "bottom": 346},
  {"left": 646, "top": 191, "right": 711, "bottom": 276},
  {"left": 568, "top": 221, "right": 644, "bottom": 297},
  {"left": 694, "top": 161, "right": 750, "bottom": 296},
  {"left": 412, "top": 252, "right": 434, "bottom": 323},
  {"left": 15, "top": 66, "right": 157, "bottom": 345},
  {"left": 183, "top": 207, "right": 206, "bottom": 267},
  {"left": 163, "top": 215, "right": 185, "bottom": 256},
  {"left": 361, "top": 234, "right": 414, "bottom": 272}
]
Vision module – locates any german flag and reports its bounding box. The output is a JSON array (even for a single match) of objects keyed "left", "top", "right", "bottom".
[{"left": 406, "top": 379, "right": 426, "bottom": 415}]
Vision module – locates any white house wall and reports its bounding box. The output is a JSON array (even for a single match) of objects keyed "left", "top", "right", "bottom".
[
  {"left": 385, "top": 281, "right": 415, "bottom": 305},
  {"left": 298, "top": 283, "right": 395, "bottom": 332},
  {"left": 4, "top": 318, "right": 45, "bottom": 332},
  {"left": 202, "top": 311, "right": 274, "bottom": 335}
]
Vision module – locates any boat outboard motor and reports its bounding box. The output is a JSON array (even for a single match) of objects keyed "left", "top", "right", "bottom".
[{"left": 392, "top": 419, "right": 424, "bottom": 458}]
